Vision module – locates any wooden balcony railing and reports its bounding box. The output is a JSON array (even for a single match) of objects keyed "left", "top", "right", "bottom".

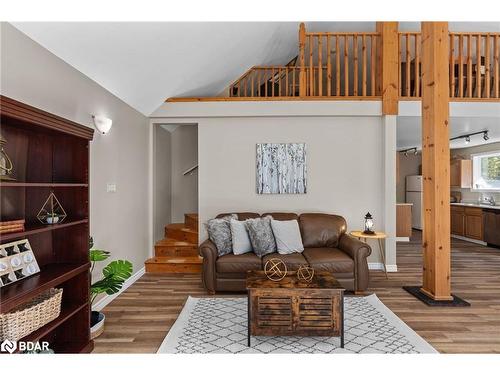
[{"left": 399, "top": 31, "right": 500, "bottom": 99}]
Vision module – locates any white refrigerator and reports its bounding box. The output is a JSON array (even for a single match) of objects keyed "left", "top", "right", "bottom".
[{"left": 406, "top": 175, "right": 423, "bottom": 230}]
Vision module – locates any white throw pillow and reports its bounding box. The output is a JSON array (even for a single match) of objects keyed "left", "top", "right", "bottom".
[
  {"left": 230, "top": 219, "right": 253, "bottom": 255},
  {"left": 271, "top": 219, "right": 304, "bottom": 254}
]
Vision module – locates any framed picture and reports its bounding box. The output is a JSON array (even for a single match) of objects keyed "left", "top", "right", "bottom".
[{"left": 256, "top": 143, "right": 307, "bottom": 194}]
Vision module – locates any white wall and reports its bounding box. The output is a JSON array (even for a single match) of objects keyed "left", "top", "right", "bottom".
[
  {"left": 153, "top": 126, "right": 172, "bottom": 242},
  {"left": 1, "top": 23, "right": 150, "bottom": 297},
  {"left": 171, "top": 125, "right": 198, "bottom": 222},
  {"left": 198, "top": 116, "right": 386, "bottom": 263}
]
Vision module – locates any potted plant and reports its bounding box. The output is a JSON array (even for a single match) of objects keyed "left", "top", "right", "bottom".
[{"left": 89, "top": 237, "right": 133, "bottom": 339}]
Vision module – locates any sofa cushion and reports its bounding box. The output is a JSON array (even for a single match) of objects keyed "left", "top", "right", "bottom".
[
  {"left": 230, "top": 219, "right": 253, "bottom": 255},
  {"left": 299, "top": 213, "right": 347, "bottom": 248},
  {"left": 302, "top": 247, "right": 354, "bottom": 273},
  {"left": 271, "top": 219, "right": 304, "bottom": 254},
  {"left": 245, "top": 216, "right": 277, "bottom": 257},
  {"left": 262, "top": 212, "right": 299, "bottom": 221},
  {"left": 216, "top": 253, "right": 262, "bottom": 274},
  {"left": 262, "top": 253, "right": 308, "bottom": 271},
  {"left": 206, "top": 214, "right": 237, "bottom": 256}
]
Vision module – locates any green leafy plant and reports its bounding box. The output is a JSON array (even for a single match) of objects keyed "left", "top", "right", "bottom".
[{"left": 89, "top": 237, "right": 133, "bottom": 306}]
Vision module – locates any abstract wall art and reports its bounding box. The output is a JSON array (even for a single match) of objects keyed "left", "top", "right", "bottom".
[{"left": 256, "top": 143, "right": 307, "bottom": 194}]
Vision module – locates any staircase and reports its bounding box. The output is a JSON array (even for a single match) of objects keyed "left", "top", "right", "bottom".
[{"left": 145, "top": 213, "right": 202, "bottom": 273}]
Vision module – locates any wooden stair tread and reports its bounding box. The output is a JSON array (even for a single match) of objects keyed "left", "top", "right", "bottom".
[
  {"left": 185, "top": 213, "right": 198, "bottom": 220},
  {"left": 166, "top": 223, "right": 198, "bottom": 233},
  {"left": 155, "top": 238, "right": 197, "bottom": 247},
  {"left": 145, "top": 256, "right": 202, "bottom": 264}
]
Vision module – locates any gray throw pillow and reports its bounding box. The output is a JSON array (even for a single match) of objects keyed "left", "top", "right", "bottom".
[
  {"left": 271, "top": 219, "right": 304, "bottom": 254},
  {"left": 245, "top": 216, "right": 277, "bottom": 258},
  {"left": 206, "top": 214, "right": 237, "bottom": 256}
]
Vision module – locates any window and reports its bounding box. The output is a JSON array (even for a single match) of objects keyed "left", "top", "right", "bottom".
[{"left": 472, "top": 151, "right": 500, "bottom": 191}]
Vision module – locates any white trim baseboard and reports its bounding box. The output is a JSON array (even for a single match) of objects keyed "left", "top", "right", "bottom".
[
  {"left": 396, "top": 237, "right": 410, "bottom": 242},
  {"left": 92, "top": 266, "right": 145, "bottom": 311},
  {"left": 451, "top": 234, "right": 487, "bottom": 246},
  {"left": 369, "top": 262, "right": 398, "bottom": 272}
]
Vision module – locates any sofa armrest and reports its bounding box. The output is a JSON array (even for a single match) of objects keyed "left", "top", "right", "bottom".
[
  {"left": 199, "top": 239, "right": 218, "bottom": 294},
  {"left": 338, "top": 234, "right": 372, "bottom": 292}
]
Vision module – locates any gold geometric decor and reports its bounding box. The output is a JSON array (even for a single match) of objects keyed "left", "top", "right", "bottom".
[
  {"left": 297, "top": 265, "right": 315, "bottom": 283},
  {"left": 264, "top": 258, "right": 287, "bottom": 281},
  {"left": 37, "top": 192, "right": 67, "bottom": 224}
]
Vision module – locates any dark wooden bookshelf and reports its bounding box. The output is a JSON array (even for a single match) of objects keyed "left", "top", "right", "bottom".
[{"left": 0, "top": 95, "right": 94, "bottom": 353}]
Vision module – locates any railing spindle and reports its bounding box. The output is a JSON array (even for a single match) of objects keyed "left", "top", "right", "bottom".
[
  {"left": 398, "top": 34, "right": 402, "bottom": 96},
  {"left": 405, "top": 34, "right": 411, "bottom": 97},
  {"left": 459, "top": 34, "right": 464, "bottom": 97},
  {"left": 362, "top": 35, "right": 367, "bottom": 96},
  {"left": 371, "top": 35, "right": 376, "bottom": 96},
  {"left": 344, "top": 35, "right": 349, "bottom": 96},
  {"left": 495, "top": 35, "right": 499, "bottom": 98},
  {"left": 318, "top": 36, "right": 323, "bottom": 96},
  {"left": 327, "top": 35, "right": 332, "bottom": 96},
  {"left": 336, "top": 36, "right": 340, "bottom": 96},
  {"left": 415, "top": 34, "right": 420, "bottom": 97},
  {"left": 485, "top": 35, "right": 490, "bottom": 98},
  {"left": 353, "top": 35, "right": 358, "bottom": 96},
  {"left": 450, "top": 34, "right": 455, "bottom": 97},
  {"left": 309, "top": 35, "right": 314, "bottom": 95},
  {"left": 477, "top": 34, "right": 482, "bottom": 98},
  {"left": 467, "top": 35, "right": 473, "bottom": 98}
]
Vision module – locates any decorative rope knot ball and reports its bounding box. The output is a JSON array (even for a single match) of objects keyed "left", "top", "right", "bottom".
[
  {"left": 264, "top": 258, "right": 288, "bottom": 281},
  {"left": 297, "top": 265, "right": 315, "bottom": 282}
]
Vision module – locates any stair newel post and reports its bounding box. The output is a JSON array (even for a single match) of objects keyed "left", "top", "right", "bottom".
[{"left": 299, "top": 22, "right": 307, "bottom": 97}]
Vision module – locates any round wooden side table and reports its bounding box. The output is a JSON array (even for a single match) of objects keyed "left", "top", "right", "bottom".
[{"left": 350, "top": 231, "right": 388, "bottom": 279}]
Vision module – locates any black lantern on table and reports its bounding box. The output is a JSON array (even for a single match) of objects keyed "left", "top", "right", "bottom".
[{"left": 363, "top": 212, "right": 375, "bottom": 235}]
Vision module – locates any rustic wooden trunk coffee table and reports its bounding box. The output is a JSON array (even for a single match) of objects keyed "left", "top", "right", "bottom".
[{"left": 246, "top": 270, "right": 345, "bottom": 348}]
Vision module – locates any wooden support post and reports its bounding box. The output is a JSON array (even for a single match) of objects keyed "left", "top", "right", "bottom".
[
  {"left": 376, "top": 22, "right": 399, "bottom": 114},
  {"left": 420, "top": 22, "right": 453, "bottom": 301},
  {"left": 299, "top": 23, "right": 306, "bottom": 97}
]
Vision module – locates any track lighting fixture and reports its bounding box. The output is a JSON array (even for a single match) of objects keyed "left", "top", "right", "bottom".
[
  {"left": 399, "top": 147, "right": 418, "bottom": 157},
  {"left": 449, "top": 130, "right": 490, "bottom": 146}
]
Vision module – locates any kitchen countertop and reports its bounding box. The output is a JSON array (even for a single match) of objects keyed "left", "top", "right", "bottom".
[{"left": 451, "top": 202, "right": 500, "bottom": 211}]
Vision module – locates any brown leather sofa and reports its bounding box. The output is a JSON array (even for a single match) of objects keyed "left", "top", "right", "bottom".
[{"left": 199, "top": 212, "right": 372, "bottom": 294}]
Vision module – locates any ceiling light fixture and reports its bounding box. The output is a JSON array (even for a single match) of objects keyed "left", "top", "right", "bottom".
[
  {"left": 483, "top": 131, "right": 489, "bottom": 141},
  {"left": 465, "top": 136, "right": 471, "bottom": 144},
  {"left": 92, "top": 115, "right": 113, "bottom": 134}
]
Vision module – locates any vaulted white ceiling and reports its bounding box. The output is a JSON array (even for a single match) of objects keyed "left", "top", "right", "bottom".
[{"left": 11, "top": 22, "right": 500, "bottom": 116}]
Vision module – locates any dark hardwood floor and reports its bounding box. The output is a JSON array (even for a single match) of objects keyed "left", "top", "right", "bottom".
[{"left": 93, "top": 232, "right": 500, "bottom": 353}]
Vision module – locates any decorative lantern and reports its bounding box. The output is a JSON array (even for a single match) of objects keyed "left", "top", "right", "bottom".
[
  {"left": 0, "top": 134, "right": 15, "bottom": 181},
  {"left": 363, "top": 212, "right": 375, "bottom": 235}
]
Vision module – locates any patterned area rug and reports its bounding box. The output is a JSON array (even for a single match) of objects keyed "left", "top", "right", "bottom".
[{"left": 157, "top": 295, "right": 437, "bottom": 354}]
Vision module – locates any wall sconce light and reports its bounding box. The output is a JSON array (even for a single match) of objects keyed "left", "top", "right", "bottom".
[{"left": 92, "top": 115, "right": 113, "bottom": 134}]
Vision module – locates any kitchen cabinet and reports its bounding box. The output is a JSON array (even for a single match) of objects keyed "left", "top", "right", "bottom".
[
  {"left": 450, "top": 206, "right": 483, "bottom": 240},
  {"left": 464, "top": 207, "right": 483, "bottom": 240},
  {"left": 484, "top": 209, "right": 500, "bottom": 246},
  {"left": 451, "top": 206, "right": 465, "bottom": 236},
  {"left": 450, "top": 159, "right": 472, "bottom": 188},
  {"left": 396, "top": 204, "right": 412, "bottom": 237}
]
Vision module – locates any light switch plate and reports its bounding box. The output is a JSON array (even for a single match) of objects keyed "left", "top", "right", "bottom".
[{"left": 107, "top": 183, "right": 117, "bottom": 193}]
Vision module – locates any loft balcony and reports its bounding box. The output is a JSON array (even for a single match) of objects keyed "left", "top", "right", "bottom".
[{"left": 167, "top": 24, "right": 500, "bottom": 104}]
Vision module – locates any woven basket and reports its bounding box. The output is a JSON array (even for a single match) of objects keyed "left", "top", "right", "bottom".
[{"left": 0, "top": 288, "right": 63, "bottom": 341}]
